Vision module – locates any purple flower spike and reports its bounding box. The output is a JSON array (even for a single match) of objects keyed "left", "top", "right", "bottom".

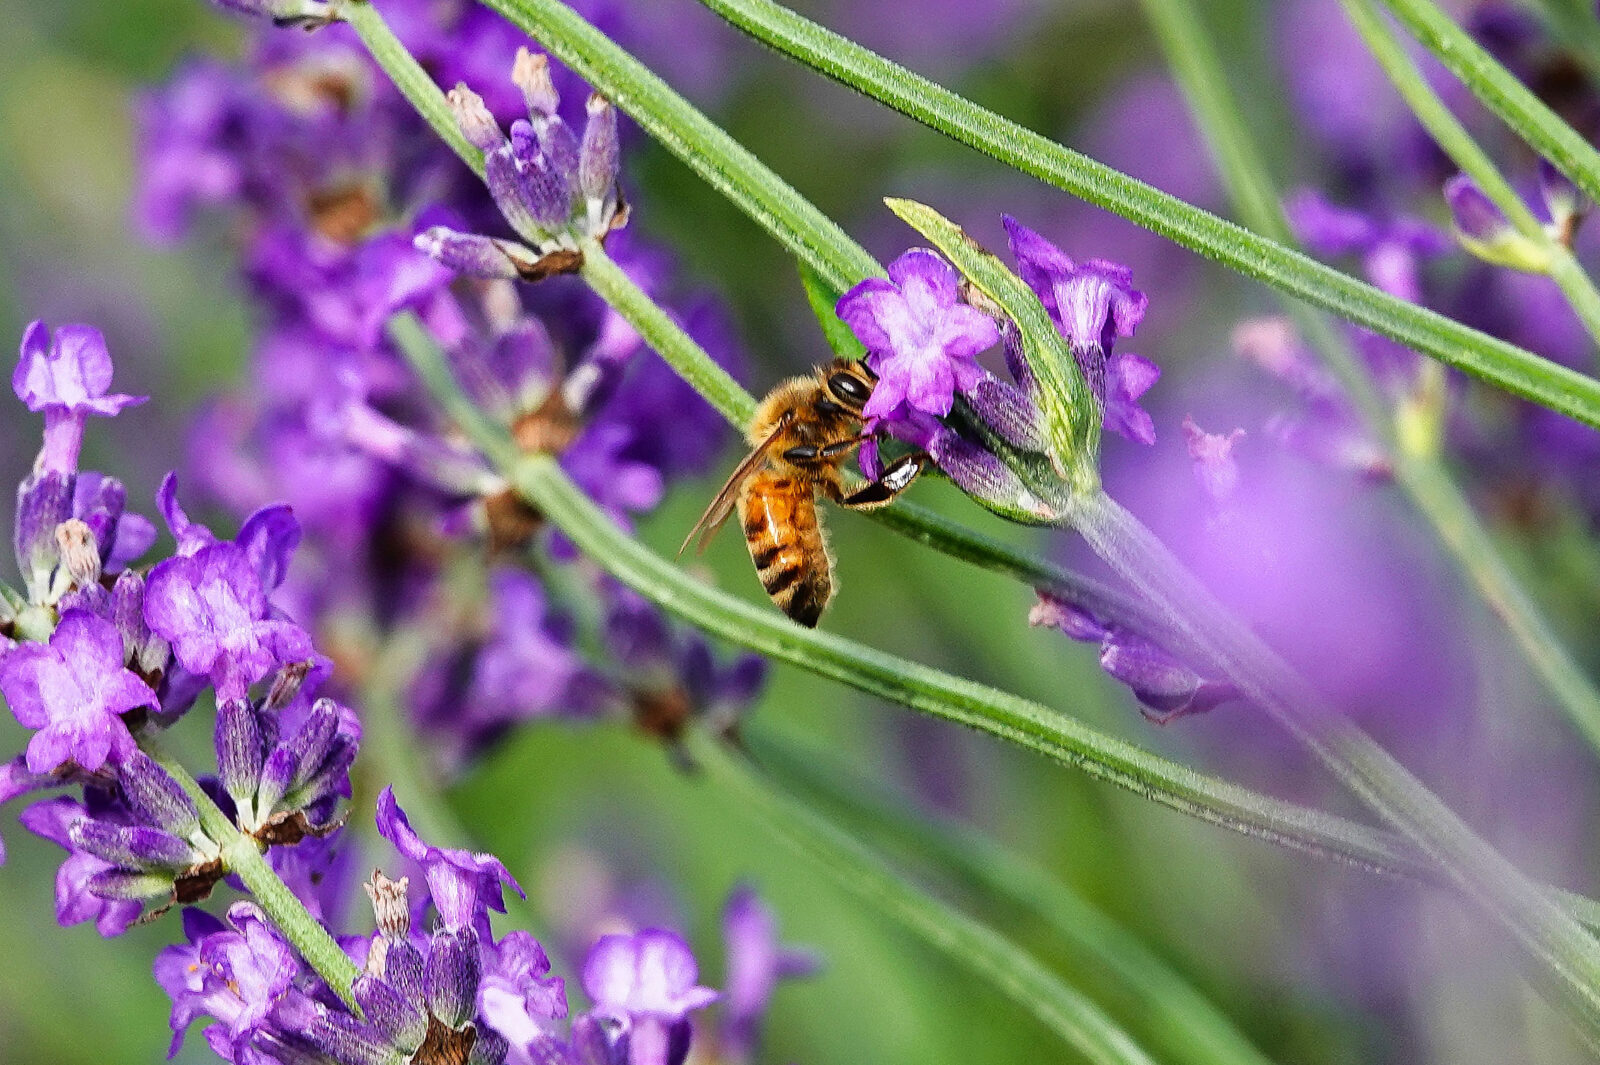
[
  {"left": 375, "top": 786, "right": 523, "bottom": 934},
  {"left": 0, "top": 610, "right": 157, "bottom": 773},
  {"left": 13, "top": 322, "right": 146, "bottom": 474},
  {"left": 582, "top": 929, "right": 719, "bottom": 1023},
  {"left": 143, "top": 541, "right": 314, "bottom": 701},
  {"left": 1002, "top": 217, "right": 1155, "bottom": 444},
  {"left": 837, "top": 249, "right": 996, "bottom": 419}
]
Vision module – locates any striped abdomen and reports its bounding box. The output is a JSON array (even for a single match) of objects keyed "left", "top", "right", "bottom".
[{"left": 739, "top": 471, "right": 833, "bottom": 627}]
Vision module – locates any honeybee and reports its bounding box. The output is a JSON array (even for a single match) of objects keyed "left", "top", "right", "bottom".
[{"left": 681, "top": 359, "right": 925, "bottom": 627}]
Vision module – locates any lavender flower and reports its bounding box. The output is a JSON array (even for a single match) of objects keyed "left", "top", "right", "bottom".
[
  {"left": 144, "top": 541, "right": 315, "bottom": 703},
  {"left": 836, "top": 248, "right": 997, "bottom": 419},
  {"left": 417, "top": 51, "right": 626, "bottom": 281},
  {"left": 375, "top": 786, "right": 522, "bottom": 935},
  {"left": 1029, "top": 592, "right": 1238, "bottom": 722},
  {"left": 1003, "top": 216, "right": 1158, "bottom": 444},
  {"left": 13, "top": 321, "right": 146, "bottom": 474},
  {"left": 20, "top": 752, "right": 224, "bottom": 933},
  {"left": 0, "top": 610, "right": 158, "bottom": 773},
  {"left": 1181, "top": 417, "right": 1245, "bottom": 504},
  {"left": 719, "top": 885, "right": 818, "bottom": 1063},
  {"left": 582, "top": 928, "right": 718, "bottom": 1065}
]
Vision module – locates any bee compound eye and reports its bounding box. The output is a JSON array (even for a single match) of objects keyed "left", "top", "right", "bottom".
[
  {"left": 782, "top": 445, "right": 820, "bottom": 462},
  {"left": 826, "top": 372, "right": 871, "bottom": 406}
]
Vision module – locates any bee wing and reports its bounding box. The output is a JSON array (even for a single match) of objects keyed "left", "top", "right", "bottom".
[{"left": 678, "top": 425, "right": 786, "bottom": 557}]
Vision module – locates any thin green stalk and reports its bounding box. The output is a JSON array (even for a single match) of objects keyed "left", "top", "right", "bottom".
[
  {"left": 1136, "top": 0, "right": 1600, "bottom": 754},
  {"left": 668, "top": 0, "right": 1600, "bottom": 429},
  {"left": 756, "top": 730, "right": 1278, "bottom": 1065},
  {"left": 689, "top": 731, "right": 1162, "bottom": 1065},
  {"left": 385, "top": 310, "right": 1447, "bottom": 880},
  {"left": 577, "top": 243, "right": 753, "bottom": 425},
  {"left": 1340, "top": 0, "right": 1600, "bottom": 353},
  {"left": 140, "top": 739, "right": 362, "bottom": 1008},
  {"left": 1377, "top": 0, "right": 1600, "bottom": 206},
  {"left": 1069, "top": 488, "right": 1600, "bottom": 1042},
  {"left": 341, "top": 0, "right": 484, "bottom": 175}
]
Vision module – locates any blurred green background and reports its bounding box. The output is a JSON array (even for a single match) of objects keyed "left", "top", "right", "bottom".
[{"left": 0, "top": 1, "right": 1591, "bottom": 1064}]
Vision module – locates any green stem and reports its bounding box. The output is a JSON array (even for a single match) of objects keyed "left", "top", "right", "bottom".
[
  {"left": 479, "top": 0, "right": 880, "bottom": 292},
  {"left": 386, "top": 311, "right": 1448, "bottom": 880},
  {"left": 1339, "top": 0, "right": 1600, "bottom": 354},
  {"left": 577, "top": 243, "right": 753, "bottom": 425},
  {"left": 689, "top": 731, "right": 1162, "bottom": 1065},
  {"left": 1136, "top": 0, "right": 1600, "bottom": 754},
  {"left": 341, "top": 0, "right": 484, "bottom": 176},
  {"left": 392, "top": 309, "right": 1600, "bottom": 932},
  {"left": 1377, "top": 0, "right": 1600, "bottom": 207},
  {"left": 756, "top": 730, "right": 1277, "bottom": 1065},
  {"left": 141, "top": 739, "right": 362, "bottom": 1008},
  {"left": 1068, "top": 488, "right": 1600, "bottom": 1041},
  {"left": 674, "top": 0, "right": 1600, "bottom": 429}
]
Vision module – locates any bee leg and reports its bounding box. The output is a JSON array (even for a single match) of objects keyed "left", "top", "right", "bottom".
[{"left": 836, "top": 452, "right": 928, "bottom": 510}]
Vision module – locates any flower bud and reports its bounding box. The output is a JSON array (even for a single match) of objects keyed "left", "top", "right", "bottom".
[
  {"left": 425, "top": 927, "right": 482, "bottom": 1029},
  {"left": 15, "top": 471, "right": 73, "bottom": 602},
  {"left": 448, "top": 84, "right": 507, "bottom": 153},
  {"left": 119, "top": 750, "right": 200, "bottom": 840},
  {"left": 414, "top": 226, "right": 540, "bottom": 280},
  {"left": 354, "top": 973, "right": 429, "bottom": 1054},
  {"left": 215, "top": 697, "right": 265, "bottom": 808},
  {"left": 578, "top": 94, "right": 620, "bottom": 211},
  {"left": 1444, "top": 173, "right": 1549, "bottom": 273},
  {"left": 512, "top": 48, "right": 560, "bottom": 118}
]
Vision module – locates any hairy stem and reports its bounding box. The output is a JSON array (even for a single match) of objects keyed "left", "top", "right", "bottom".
[
  {"left": 1339, "top": 0, "right": 1600, "bottom": 354},
  {"left": 141, "top": 739, "right": 362, "bottom": 1008},
  {"left": 1377, "top": 0, "right": 1600, "bottom": 206}
]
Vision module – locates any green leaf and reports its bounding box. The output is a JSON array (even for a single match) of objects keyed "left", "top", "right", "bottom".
[{"left": 798, "top": 262, "right": 866, "bottom": 362}]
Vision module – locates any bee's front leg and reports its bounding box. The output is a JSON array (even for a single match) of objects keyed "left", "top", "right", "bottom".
[{"left": 833, "top": 452, "right": 928, "bottom": 510}]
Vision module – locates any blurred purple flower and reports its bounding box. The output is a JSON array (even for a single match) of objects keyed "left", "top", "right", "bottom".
[
  {"left": 719, "top": 885, "right": 818, "bottom": 1063},
  {"left": 583, "top": 928, "right": 718, "bottom": 1021},
  {"left": 1182, "top": 417, "right": 1245, "bottom": 503}
]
